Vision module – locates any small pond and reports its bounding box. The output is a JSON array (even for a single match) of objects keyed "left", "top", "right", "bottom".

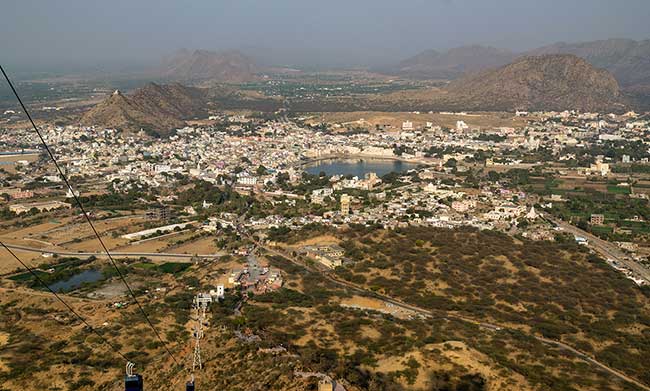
[
  {"left": 304, "top": 158, "right": 419, "bottom": 177},
  {"left": 49, "top": 269, "right": 104, "bottom": 292}
]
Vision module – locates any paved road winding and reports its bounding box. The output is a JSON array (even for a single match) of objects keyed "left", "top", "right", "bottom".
[{"left": 1, "top": 243, "right": 224, "bottom": 260}]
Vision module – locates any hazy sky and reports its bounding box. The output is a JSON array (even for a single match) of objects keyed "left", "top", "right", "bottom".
[{"left": 2, "top": 0, "right": 650, "bottom": 70}]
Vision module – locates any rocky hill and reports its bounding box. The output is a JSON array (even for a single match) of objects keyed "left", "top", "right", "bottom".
[
  {"left": 443, "top": 54, "right": 624, "bottom": 111},
  {"left": 386, "top": 45, "right": 517, "bottom": 79},
  {"left": 528, "top": 38, "right": 650, "bottom": 89},
  {"left": 162, "top": 49, "right": 259, "bottom": 83},
  {"left": 391, "top": 39, "right": 650, "bottom": 93},
  {"left": 80, "top": 82, "right": 207, "bottom": 136}
]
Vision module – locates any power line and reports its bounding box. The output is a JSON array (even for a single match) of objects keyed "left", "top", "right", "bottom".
[
  {"left": 0, "top": 65, "right": 180, "bottom": 368},
  {"left": 0, "top": 240, "right": 130, "bottom": 362}
]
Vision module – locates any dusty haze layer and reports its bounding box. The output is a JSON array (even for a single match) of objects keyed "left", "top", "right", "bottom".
[{"left": 2, "top": 0, "right": 650, "bottom": 71}]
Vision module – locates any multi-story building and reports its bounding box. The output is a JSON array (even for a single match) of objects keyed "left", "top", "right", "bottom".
[
  {"left": 340, "top": 194, "right": 351, "bottom": 216},
  {"left": 6, "top": 189, "right": 34, "bottom": 200},
  {"left": 590, "top": 214, "right": 605, "bottom": 226},
  {"left": 146, "top": 205, "right": 171, "bottom": 221}
]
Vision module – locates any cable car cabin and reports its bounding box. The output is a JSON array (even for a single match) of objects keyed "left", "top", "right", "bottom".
[
  {"left": 186, "top": 380, "right": 195, "bottom": 391},
  {"left": 125, "top": 374, "right": 143, "bottom": 391}
]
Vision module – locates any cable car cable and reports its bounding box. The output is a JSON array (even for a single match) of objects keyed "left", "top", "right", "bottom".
[
  {"left": 0, "top": 240, "right": 130, "bottom": 362},
  {"left": 0, "top": 65, "right": 180, "bottom": 368}
]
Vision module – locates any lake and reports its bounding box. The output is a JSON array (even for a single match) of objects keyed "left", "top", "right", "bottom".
[
  {"left": 49, "top": 269, "right": 104, "bottom": 292},
  {"left": 304, "top": 158, "right": 419, "bottom": 177}
]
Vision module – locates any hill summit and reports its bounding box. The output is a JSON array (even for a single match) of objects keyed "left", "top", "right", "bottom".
[
  {"left": 162, "top": 49, "right": 259, "bottom": 83},
  {"left": 81, "top": 82, "right": 207, "bottom": 136},
  {"left": 528, "top": 38, "right": 650, "bottom": 89},
  {"left": 444, "top": 54, "right": 623, "bottom": 111}
]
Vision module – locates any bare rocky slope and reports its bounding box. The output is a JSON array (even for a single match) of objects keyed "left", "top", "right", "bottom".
[
  {"left": 162, "top": 49, "right": 259, "bottom": 83},
  {"left": 80, "top": 82, "right": 207, "bottom": 136},
  {"left": 442, "top": 54, "right": 624, "bottom": 111},
  {"left": 528, "top": 38, "right": 650, "bottom": 89},
  {"left": 391, "top": 39, "right": 650, "bottom": 94}
]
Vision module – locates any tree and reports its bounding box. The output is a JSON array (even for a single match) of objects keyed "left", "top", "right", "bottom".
[
  {"left": 487, "top": 171, "right": 500, "bottom": 183},
  {"left": 444, "top": 158, "right": 457, "bottom": 168}
]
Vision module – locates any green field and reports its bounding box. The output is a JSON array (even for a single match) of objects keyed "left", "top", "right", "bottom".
[
  {"left": 158, "top": 262, "right": 192, "bottom": 274},
  {"left": 8, "top": 270, "right": 48, "bottom": 282},
  {"left": 619, "top": 220, "right": 650, "bottom": 233},
  {"left": 590, "top": 225, "right": 613, "bottom": 235},
  {"left": 132, "top": 262, "right": 191, "bottom": 274},
  {"left": 607, "top": 185, "right": 631, "bottom": 194}
]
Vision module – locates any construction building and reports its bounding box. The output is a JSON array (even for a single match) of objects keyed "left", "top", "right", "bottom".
[
  {"left": 590, "top": 214, "right": 605, "bottom": 225},
  {"left": 145, "top": 205, "right": 171, "bottom": 221},
  {"left": 340, "top": 194, "right": 351, "bottom": 216}
]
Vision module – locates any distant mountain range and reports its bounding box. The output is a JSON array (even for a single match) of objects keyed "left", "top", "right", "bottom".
[
  {"left": 384, "top": 45, "right": 517, "bottom": 80},
  {"left": 160, "top": 49, "right": 259, "bottom": 83},
  {"left": 80, "top": 42, "right": 637, "bottom": 135},
  {"left": 442, "top": 54, "right": 623, "bottom": 112},
  {"left": 81, "top": 54, "right": 623, "bottom": 135},
  {"left": 389, "top": 39, "right": 650, "bottom": 92},
  {"left": 153, "top": 39, "right": 650, "bottom": 94},
  {"left": 81, "top": 82, "right": 207, "bottom": 136},
  {"left": 527, "top": 39, "right": 650, "bottom": 89}
]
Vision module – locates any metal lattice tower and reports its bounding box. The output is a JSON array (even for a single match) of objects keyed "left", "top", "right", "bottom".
[
  {"left": 192, "top": 326, "right": 202, "bottom": 371},
  {"left": 192, "top": 295, "right": 210, "bottom": 372}
]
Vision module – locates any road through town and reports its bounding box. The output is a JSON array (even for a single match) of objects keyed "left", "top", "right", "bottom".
[{"left": 547, "top": 215, "right": 650, "bottom": 283}]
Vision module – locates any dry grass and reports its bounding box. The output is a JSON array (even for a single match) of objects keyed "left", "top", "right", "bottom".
[
  {"left": 290, "top": 235, "right": 341, "bottom": 247},
  {"left": 0, "top": 284, "right": 189, "bottom": 390},
  {"left": 0, "top": 247, "right": 47, "bottom": 274},
  {"left": 114, "top": 237, "right": 174, "bottom": 253},
  {"left": 0, "top": 220, "right": 64, "bottom": 241},
  {"left": 167, "top": 236, "right": 220, "bottom": 254},
  {"left": 0, "top": 331, "right": 8, "bottom": 372},
  {"left": 370, "top": 341, "right": 533, "bottom": 391},
  {"left": 0, "top": 154, "right": 39, "bottom": 173}
]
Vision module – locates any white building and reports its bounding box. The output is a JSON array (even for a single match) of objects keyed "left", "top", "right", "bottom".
[
  {"left": 312, "top": 188, "right": 334, "bottom": 204},
  {"left": 209, "top": 285, "right": 225, "bottom": 300},
  {"left": 401, "top": 120, "right": 414, "bottom": 131},
  {"left": 451, "top": 200, "right": 476, "bottom": 213},
  {"left": 237, "top": 175, "right": 258, "bottom": 186},
  {"left": 589, "top": 160, "right": 610, "bottom": 176},
  {"left": 456, "top": 121, "right": 469, "bottom": 132},
  {"left": 66, "top": 188, "right": 80, "bottom": 198},
  {"left": 525, "top": 206, "right": 539, "bottom": 220}
]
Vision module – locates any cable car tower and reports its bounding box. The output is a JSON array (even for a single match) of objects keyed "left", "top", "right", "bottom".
[
  {"left": 192, "top": 320, "right": 204, "bottom": 372},
  {"left": 192, "top": 293, "right": 211, "bottom": 372}
]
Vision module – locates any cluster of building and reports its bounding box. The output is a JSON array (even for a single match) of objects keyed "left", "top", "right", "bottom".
[
  {"left": 1, "top": 109, "right": 648, "bottom": 201},
  {"left": 300, "top": 245, "right": 346, "bottom": 269},
  {"left": 227, "top": 254, "right": 283, "bottom": 295},
  {"left": 2, "top": 108, "right": 649, "bottom": 283}
]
